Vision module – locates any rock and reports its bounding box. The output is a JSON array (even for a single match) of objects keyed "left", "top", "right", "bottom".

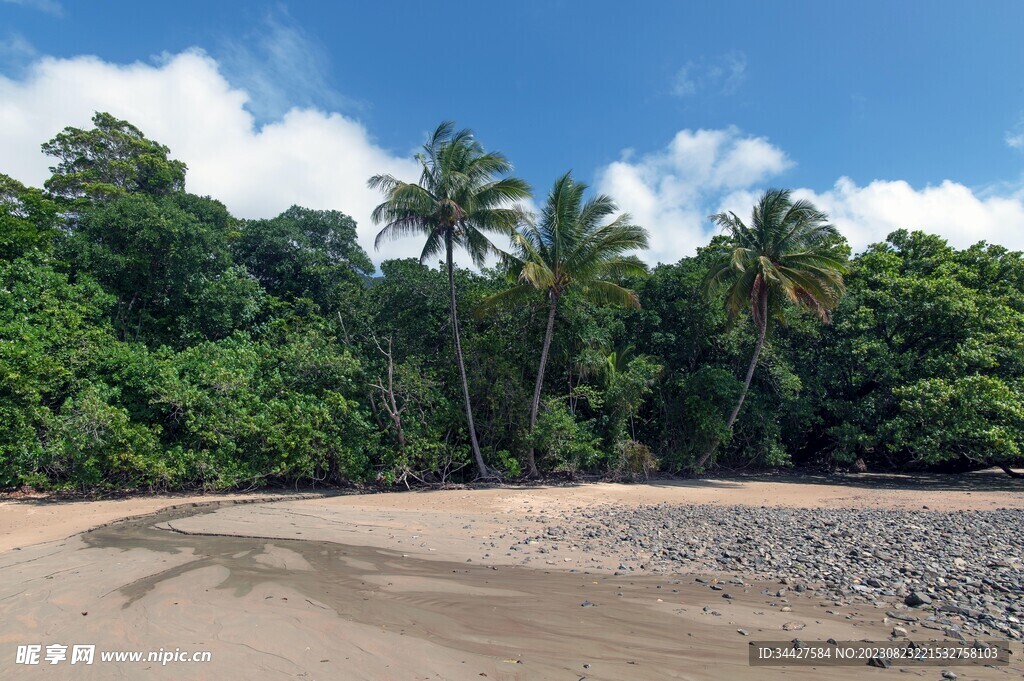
[
  {"left": 866, "top": 657, "right": 891, "bottom": 669},
  {"left": 887, "top": 611, "right": 919, "bottom": 622},
  {"left": 580, "top": 600, "right": 594, "bottom": 607},
  {"left": 782, "top": 621, "right": 806, "bottom": 631},
  {"left": 737, "top": 629, "right": 749, "bottom": 636},
  {"left": 891, "top": 626, "right": 908, "bottom": 637},
  {"left": 941, "top": 672, "right": 958, "bottom": 680},
  {"left": 905, "top": 591, "right": 932, "bottom": 607},
  {"left": 533, "top": 502, "right": 1024, "bottom": 642}
]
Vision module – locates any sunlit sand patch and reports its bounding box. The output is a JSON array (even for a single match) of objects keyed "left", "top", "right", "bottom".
[
  {"left": 360, "top": 574, "right": 526, "bottom": 597},
  {"left": 252, "top": 544, "right": 312, "bottom": 571}
]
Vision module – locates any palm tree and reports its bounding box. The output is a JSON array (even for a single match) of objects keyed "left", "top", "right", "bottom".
[
  {"left": 695, "top": 188, "right": 846, "bottom": 470},
  {"left": 480, "top": 172, "right": 649, "bottom": 477},
  {"left": 369, "top": 122, "right": 530, "bottom": 478}
]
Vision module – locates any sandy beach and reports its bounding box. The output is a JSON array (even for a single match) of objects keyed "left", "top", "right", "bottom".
[{"left": 1, "top": 474, "right": 1022, "bottom": 679}]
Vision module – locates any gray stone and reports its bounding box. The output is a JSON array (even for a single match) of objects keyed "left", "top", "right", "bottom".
[{"left": 905, "top": 591, "right": 932, "bottom": 607}]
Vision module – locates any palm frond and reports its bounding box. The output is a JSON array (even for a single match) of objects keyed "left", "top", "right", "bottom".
[
  {"left": 579, "top": 279, "right": 641, "bottom": 309},
  {"left": 374, "top": 218, "right": 432, "bottom": 251},
  {"left": 475, "top": 283, "right": 538, "bottom": 318},
  {"left": 419, "top": 229, "right": 445, "bottom": 264},
  {"left": 367, "top": 120, "right": 532, "bottom": 269},
  {"left": 705, "top": 188, "right": 848, "bottom": 329}
]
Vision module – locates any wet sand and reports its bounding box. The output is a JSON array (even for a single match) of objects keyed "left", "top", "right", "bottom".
[
  {"left": 0, "top": 492, "right": 298, "bottom": 553},
  {"left": 1, "top": 475, "right": 1022, "bottom": 679}
]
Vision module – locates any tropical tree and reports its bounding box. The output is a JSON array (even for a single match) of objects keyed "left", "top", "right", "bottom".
[
  {"left": 235, "top": 205, "right": 373, "bottom": 313},
  {"left": 695, "top": 188, "right": 846, "bottom": 470},
  {"left": 368, "top": 122, "right": 530, "bottom": 478},
  {"left": 806, "top": 230, "right": 1024, "bottom": 476},
  {"left": 42, "top": 112, "right": 187, "bottom": 203},
  {"left": 1, "top": 173, "right": 61, "bottom": 260},
  {"left": 480, "top": 172, "right": 649, "bottom": 476}
]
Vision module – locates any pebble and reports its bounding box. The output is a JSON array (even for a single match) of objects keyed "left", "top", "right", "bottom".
[{"left": 521, "top": 503, "right": 1023, "bottom": 639}]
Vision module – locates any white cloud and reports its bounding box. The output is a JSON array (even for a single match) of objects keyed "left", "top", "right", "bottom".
[
  {"left": 0, "top": 49, "right": 441, "bottom": 266},
  {"left": 789, "top": 178, "right": 1024, "bottom": 253},
  {"left": 671, "top": 52, "right": 747, "bottom": 98},
  {"left": 4, "top": 46, "right": 1019, "bottom": 272},
  {"left": 0, "top": 33, "right": 37, "bottom": 74},
  {"left": 671, "top": 70, "right": 697, "bottom": 98},
  {"left": 0, "top": 0, "right": 63, "bottom": 17},
  {"left": 1007, "top": 126, "right": 1024, "bottom": 150},
  {"left": 596, "top": 127, "right": 791, "bottom": 264},
  {"left": 216, "top": 7, "right": 359, "bottom": 123},
  {"left": 598, "top": 128, "right": 1024, "bottom": 264}
]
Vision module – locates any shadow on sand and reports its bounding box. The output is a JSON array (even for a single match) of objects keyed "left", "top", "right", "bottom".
[{"left": 682, "top": 468, "right": 1024, "bottom": 494}]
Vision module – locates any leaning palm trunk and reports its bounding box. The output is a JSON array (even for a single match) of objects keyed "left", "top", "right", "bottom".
[
  {"left": 694, "top": 284, "right": 768, "bottom": 470},
  {"left": 446, "top": 235, "right": 489, "bottom": 478},
  {"left": 527, "top": 292, "right": 559, "bottom": 477}
]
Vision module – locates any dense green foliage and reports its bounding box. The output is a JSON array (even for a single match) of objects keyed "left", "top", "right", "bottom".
[
  {"left": 369, "top": 121, "right": 531, "bottom": 478},
  {"left": 1, "top": 114, "right": 1022, "bottom": 491},
  {"left": 697, "top": 189, "right": 847, "bottom": 468},
  {"left": 481, "top": 171, "right": 649, "bottom": 476},
  {"left": 42, "top": 112, "right": 187, "bottom": 202}
]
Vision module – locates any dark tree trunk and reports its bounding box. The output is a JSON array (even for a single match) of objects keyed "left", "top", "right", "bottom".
[
  {"left": 446, "top": 234, "right": 488, "bottom": 478},
  {"left": 693, "top": 283, "right": 769, "bottom": 471},
  {"left": 999, "top": 464, "right": 1024, "bottom": 479},
  {"left": 526, "top": 292, "right": 559, "bottom": 478}
]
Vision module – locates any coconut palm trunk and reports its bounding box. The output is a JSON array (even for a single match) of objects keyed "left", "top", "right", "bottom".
[
  {"left": 478, "top": 172, "right": 649, "bottom": 478},
  {"left": 446, "top": 231, "right": 488, "bottom": 478},
  {"left": 370, "top": 122, "right": 531, "bottom": 481},
  {"left": 695, "top": 281, "right": 768, "bottom": 470},
  {"left": 698, "top": 189, "right": 845, "bottom": 473},
  {"left": 527, "top": 291, "right": 559, "bottom": 477}
]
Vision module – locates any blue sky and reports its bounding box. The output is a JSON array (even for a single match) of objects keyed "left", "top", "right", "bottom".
[{"left": 2, "top": 0, "right": 1023, "bottom": 264}]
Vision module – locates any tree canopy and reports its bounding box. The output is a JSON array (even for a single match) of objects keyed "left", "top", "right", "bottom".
[
  {"left": 0, "top": 114, "right": 1021, "bottom": 491},
  {"left": 42, "top": 112, "right": 187, "bottom": 203}
]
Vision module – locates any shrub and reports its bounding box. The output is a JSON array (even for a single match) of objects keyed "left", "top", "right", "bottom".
[{"left": 531, "top": 399, "right": 603, "bottom": 474}]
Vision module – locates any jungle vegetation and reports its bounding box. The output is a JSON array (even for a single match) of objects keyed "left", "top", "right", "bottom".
[{"left": 2, "top": 113, "right": 1022, "bottom": 490}]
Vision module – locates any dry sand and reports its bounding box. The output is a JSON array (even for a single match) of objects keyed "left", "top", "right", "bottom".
[{"left": 1, "top": 473, "right": 1021, "bottom": 680}]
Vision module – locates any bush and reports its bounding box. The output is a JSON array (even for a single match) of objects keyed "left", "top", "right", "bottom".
[
  {"left": 613, "top": 439, "right": 659, "bottom": 480},
  {"left": 531, "top": 399, "right": 603, "bottom": 474},
  {"left": 33, "top": 383, "right": 163, "bottom": 490}
]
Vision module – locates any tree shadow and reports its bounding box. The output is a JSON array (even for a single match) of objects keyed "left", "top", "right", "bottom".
[{"left": 693, "top": 468, "right": 1024, "bottom": 494}]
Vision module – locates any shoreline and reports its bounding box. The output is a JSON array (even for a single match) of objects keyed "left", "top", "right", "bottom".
[
  {"left": 3, "top": 468, "right": 1022, "bottom": 554},
  {"left": 1, "top": 475, "right": 1023, "bottom": 679}
]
